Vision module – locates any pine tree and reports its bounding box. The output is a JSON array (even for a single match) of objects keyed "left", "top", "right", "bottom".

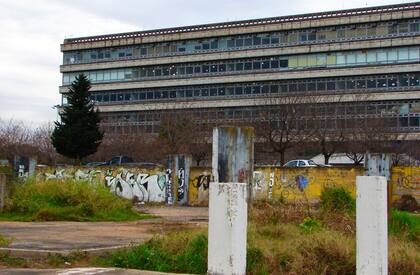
[{"left": 51, "top": 74, "right": 103, "bottom": 161}]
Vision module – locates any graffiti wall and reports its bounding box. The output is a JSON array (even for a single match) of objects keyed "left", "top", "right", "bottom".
[
  {"left": 189, "top": 167, "right": 212, "bottom": 206},
  {"left": 391, "top": 166, "right": 420, "bottom": 202},
  {"left": 37, "top": 167, "right": 168, "bottom": 203},
  {"left": 253, "top": 167, "right": 363, "bottom": 203},
  {"left": 36, "top": 165, "right": 420, "bottom": 205}
]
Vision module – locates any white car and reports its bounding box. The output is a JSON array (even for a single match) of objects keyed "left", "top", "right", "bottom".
[{"left": 283, "top": 159, "right": 318, "bottom": 168}]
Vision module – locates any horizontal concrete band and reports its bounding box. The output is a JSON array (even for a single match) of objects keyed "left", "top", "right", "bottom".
[
  {"left": 59, "top": 63, "right": 420, "bottom": 93},
  {"left": 60, "top": 36, "right": 420, "bottom": 72},
  {"left": 61, "top": 9, "right": 420, "bottom": 51},
  {"left": 93, "top": 90, "right": 420, "bottom": 112}
]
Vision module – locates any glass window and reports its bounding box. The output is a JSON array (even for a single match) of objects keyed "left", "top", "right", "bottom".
[
  {"left": 409, "top": 47, "right": 419, "bottom": 60},
  {"left": 377, "top": 51, "right": 387, "bottom": 62},
  {"left": 261, "top": 61, "right": 270, "bottom": 69},
  {"left": 367, "top": 79, "right": 376, "bottom": 88},
  {"left": 235, "top": 87, "right": 243, "bottom": 95},
  {"left": 346, "top": 53, "right": 356, "bottom": 64},
  {"left": 244, "top": 62, "right": 252, "bottom": 70},
  {"left": 297, "top": 56, "right": 307, "bottom": 67},
  {"left": 235, "top": 62, "right": 244, "bottom": 71},
  {"left": 317, "top": 81, "right": 326, "bottom": 91},
  {"left": 367, "top": 52, "right": 376, "bottom": 63},
  {"left": 388, "top": 49, "right": 398, "bottom": 62},
  {"left": 253, "top": 61, "right": 261, "bottom": 70},
  {"left": 398, "top": 48, "right": 409, "bottom": 60},
  {"left": 270, "top": 85, "right": 278, "bottom": 93},
  {"left": 388, "top": 77, "right": 398, "bottom": 87},
  {"left": 316, "top": 55, "right": 326, "bottom": 66},
  {"left": 279, "top": 59, "right": 288, "bottom": 68},
  {"left": 399, "top": 75, "right": 409, "bottom": 86},
  {"left": 271, "top": 60, "right": 279, "bottom": 68},
  {"left": 356, "top": 52, "right": 367, "bottom": 63}
]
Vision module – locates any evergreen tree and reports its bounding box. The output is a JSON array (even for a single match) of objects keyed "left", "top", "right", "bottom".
[{"left": 51, "top": 74, "right": 103, "bottom": 161}]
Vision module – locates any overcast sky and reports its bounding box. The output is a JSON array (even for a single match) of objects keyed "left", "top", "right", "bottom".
[{"left": 0, "top": 0, "right": 414, "bottom": 125}]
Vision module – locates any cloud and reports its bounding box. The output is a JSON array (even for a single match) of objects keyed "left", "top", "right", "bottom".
[{"left": 0, "top": 0, "right": 410, "bottom": 124}]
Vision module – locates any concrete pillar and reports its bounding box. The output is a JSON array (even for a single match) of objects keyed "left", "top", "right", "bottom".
[
  {"left": 0, "top": 174, "right": 6, "bottom": 209},
  {"left": 208, "top": 127, "right": 254, "bottom": 275},
  {"left": 208, "top": 182, "right": 248, "bottom": 275},
  {"left": 356, "top": 176, "right": 388, "bottom": 275},
  {"left": 166, "top": 154, "right": 191, "bottom": 205},
  {"left": 212, "top": 127, "right": 254, "bottom": 196},
  {"left": 175, "top": 155, "right": 191, "bottom": 206}
]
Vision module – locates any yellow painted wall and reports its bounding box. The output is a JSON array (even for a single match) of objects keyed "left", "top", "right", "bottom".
[
  {"left": 188, "top": 167, "right": 212, "bottom": 206},
  {"left": 254, "top": 167, "right": 363, "bottom": 202},
  {"left": 391, "top": 166, "right": 420, "bottom": 202}
]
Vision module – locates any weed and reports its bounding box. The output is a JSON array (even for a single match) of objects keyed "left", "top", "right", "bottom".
[
  {"left": 299, "top": 217, "right": 321, "bottom": 234},
  {"left": 320, "top": 187, "right": 355, "bottom": 214},
  {"left": 389, "top": 210, "right": 420, "bottom": 244},
  {"left": 0, "top": 178, "right": 148, "bottom": 221}
]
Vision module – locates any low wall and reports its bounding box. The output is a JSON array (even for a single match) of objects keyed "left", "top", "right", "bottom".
[
  {"left": 36, "top": 166, "right": 419, "bottom": 205},
  {"left": 391, "top": 166, "right": 420, "bottom": 203}
]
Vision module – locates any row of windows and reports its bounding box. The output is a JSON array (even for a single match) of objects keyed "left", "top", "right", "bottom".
[
  {"left": 63, "top": 19, "right": 420, "bottom": 65},
  {"left": 74, "top": 73, "right": 420, "bottom": 106},
  {"left": 99, "top": 101, "right": 420, "bottom": 134},
  {"left": 103, "top": 115, "right": 420, "bottom": 135},
  {"left": 62, "top": 46, "right": 420, "bottom": 85},
  {"left": 100, "top": 101, "right": 420, "bottom": 122}
]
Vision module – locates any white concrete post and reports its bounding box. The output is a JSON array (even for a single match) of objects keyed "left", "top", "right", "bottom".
[
  {"left": 208, "top": 182, "right": 248, "bottom": 275},
  {"left": 356, "top": 176, "right": 388, "bottom": 275}
]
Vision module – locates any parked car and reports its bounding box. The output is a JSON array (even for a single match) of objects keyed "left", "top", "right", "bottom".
[
  {"left": 283, "top": 159, "right": 319, "bottom": 168},
  {"left": 99, "top": 156, "right": 161, "bottom": 168}
]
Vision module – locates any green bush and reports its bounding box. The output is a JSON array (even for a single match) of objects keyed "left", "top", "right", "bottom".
[
  {"left": 104, "top": 232, "right": 208, "bottom": 274},
  {"left": 299, "top": 217, "right": 321, "bottom": 234},
  {"left": 390, "top": 210, "right": 420, "bottom": 244},
  {"left": 0, "top": 178, "right": 144, "bottom": 221},
  {"left": 320, "top": 187, "right": 355, "bottom": 214}
]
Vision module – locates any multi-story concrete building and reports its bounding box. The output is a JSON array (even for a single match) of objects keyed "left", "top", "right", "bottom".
[{"left": 60, "top": 2, "right": 420, "bottom": 140}]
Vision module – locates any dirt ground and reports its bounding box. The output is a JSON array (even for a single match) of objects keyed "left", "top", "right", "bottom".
[{"left": 0, "top": 206, "right": 208, "bottom": 255}]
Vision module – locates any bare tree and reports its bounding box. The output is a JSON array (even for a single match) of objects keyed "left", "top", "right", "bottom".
[{"left": 256, "top": 96, "right": 311, "bottom": 165}]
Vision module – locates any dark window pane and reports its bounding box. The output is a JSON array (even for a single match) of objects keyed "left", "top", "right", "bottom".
[
  {"left": 367, "top": 79, "right": 376, "bottom": 88},
  {"left": 219, "top": 64, "right": 226, "bottom": 72},
  {"left": 317, "top": 81, "right": 326, "bottom": 91},
  {"left": 210, "top": 88, "right": 217, "bottom": 96},
  {"left": 202, "top": 89, "right": 209, "bottom": 96},
  {"left": 253, "top": 61, "right": 261, "bottom": 70},
  {"left": 388, "top": 77, "right": 398, "bottom": 88},
  {"left": 252, "top": 86, "right": 260, "bottom": 94},
  {"left": 271, "top": 60, "right": 279, "bottom": 68},
  {"left": 261, "top": 61, "right": 270, "bottom": 69},
  {"left": 308, "top": 82, "right": 316, "bottom": 91},
  {"left": 236, "top": 62, "right": 243, "bottom": 71},
  {"left": 244, "top": 62, "right": 252, "bottom": 70},
  {"left": 244, "top": 86, "right": 252, "bottom": 94},
  {"left": 235, "top": 87, "right": 243, "bottom": 95},
  {"left": 280, "top": 59, "right": 288, "bottom": 68},
  {"left": 270, "top": 85, "right": 279, "bottom": 93}
]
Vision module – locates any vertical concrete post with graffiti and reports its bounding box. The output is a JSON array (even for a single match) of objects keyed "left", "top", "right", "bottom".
[
  {"left": 208, "top": 126, "right": 254, "bottom": 275},
  {"left": 175, "top": 154, "right": 191, "bottom": 206},
  {"left": 212, "top": 126, "right": 254, "bottom": 198}
]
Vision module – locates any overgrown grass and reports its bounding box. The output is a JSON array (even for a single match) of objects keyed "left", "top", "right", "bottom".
[
  {"left": 320, "top": 187, "right": 355, "bottom": 214},
  {"left": 0, "top": 234, "right": 11, "bottom": 247},
  {"left": 390, "top": 209, "right": 420, "bottom": 244},
  {"left": 97, "top": 230, "right": 208, "bottom": 274},
  {"left": 0, "top": 178, "right": 150, "bottom": 221}
]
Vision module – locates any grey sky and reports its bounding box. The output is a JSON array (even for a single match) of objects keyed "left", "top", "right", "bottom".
[{"left": 0, "top": 0, "right": 413, "bottom": 124}]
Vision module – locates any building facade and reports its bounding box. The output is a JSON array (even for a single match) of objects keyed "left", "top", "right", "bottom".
[{"left": 60, "top": 2, "right": 420, "bottom": 139}]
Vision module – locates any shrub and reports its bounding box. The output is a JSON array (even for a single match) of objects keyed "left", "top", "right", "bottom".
[
  {"left": 0, "top": 178, "right": 143, "bottom": 221},
  {"left": 104, "top": 231, "right": 207, "bottom": 274},
  {"left": 320, "top": 187, "right": 355, "bottom": 214},
  {"left": 299, "top": 217, "right": 321, "bottom": 234},
  {"left": 389, "top": 210, "right": 420, "bottom": 244}
]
